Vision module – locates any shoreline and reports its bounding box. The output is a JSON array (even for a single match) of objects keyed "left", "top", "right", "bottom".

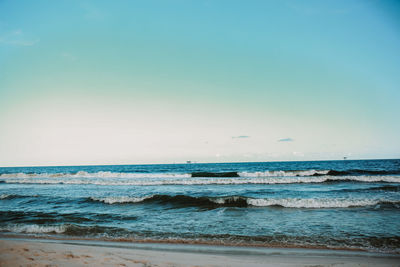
[
  {"left": 0, "top": 233, "right": 381, "bottom": 253},
  {"left": 1, "top": 237, "right": 399, "bottom": 267}
]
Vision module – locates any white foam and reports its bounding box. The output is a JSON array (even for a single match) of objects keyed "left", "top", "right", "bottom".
[
  {"left": 246, "top": 198, "right": 384, "bottom": 208},
  {"left": 90, "top": 196, "right": 150, "bottom": 204},
  {"left": 212, "top": 196, "right": 244, "bottom": 204},
  {"left": 0, "top": 224, "right": 66, "bottom": 234},
  {"left": 0, "top": 170, "right": 331, "bottom": 179},
  {"left": 239, "top": 170, "right": 330, "bottom": 177},
  {"left": 0, "top": 171, "right": 190, "bottom": 179},
  {"left": 2, "top": 175, "right": 399, "bottom": 186},
  {"left": 72, "top": 171, "right": 190, "bottom": 179}
]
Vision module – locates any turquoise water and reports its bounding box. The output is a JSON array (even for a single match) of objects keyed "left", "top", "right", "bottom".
[{"left": 1, "top": 159, "right": 399, "bottom": 252}]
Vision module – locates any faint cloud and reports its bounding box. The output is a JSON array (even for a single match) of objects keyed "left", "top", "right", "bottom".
[
  {"left": 292, "top": 151, "right": 304, "bottom": 157},
  {"left": 232, "top": 135, "right": 250, "bottom": 139},
  {"left": 278, "top": 138, "right": 294, "bottom": 142},
  {"left": 0, "top": 29, "right": 39, "bottom": 46}
]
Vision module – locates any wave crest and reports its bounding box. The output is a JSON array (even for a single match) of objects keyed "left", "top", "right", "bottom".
[
  {"left": 2, "top": 175, "right": 399, "bottom": 185},
  {"left": 89, "top": 196, "right": 149, "bottom": 204},
  {"left": 0, "top": 224, "right": 66, "bottom": 234},
  {"left": 0, "top": 171, "right": 190, "bottom": 179},
  {"left": 2, "top": 168, "right": 399, "bottom": 180},
  {"left": 239, "top": 170, "right": 330, "bottom": 177},
  {"left": 87, "top": 194, "right": 400, "bottom": 209}
]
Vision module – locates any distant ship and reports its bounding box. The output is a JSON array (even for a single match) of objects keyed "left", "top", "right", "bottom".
[
  {"left": 343, "top": 157, "right": 347, "bottom": 160},
  {"left": 186, "top": 160, "right": 192, "bottom": 164}
]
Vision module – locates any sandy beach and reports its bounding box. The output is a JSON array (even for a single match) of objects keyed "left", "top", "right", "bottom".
[
  {"left": 0, "top": 238, "right": 399, "bottom": 267},
  {"left": 1, "top": 0, "right": 400, "bottom": 265}
]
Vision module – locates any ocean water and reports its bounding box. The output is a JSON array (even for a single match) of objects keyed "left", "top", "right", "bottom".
[{"left": 1, "top": 159, "right": 399, "bottom": 253}]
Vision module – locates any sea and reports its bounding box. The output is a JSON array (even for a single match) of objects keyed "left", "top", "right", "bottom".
[{"left": 1, "top": 159, "right": 399, "bottom": 253}]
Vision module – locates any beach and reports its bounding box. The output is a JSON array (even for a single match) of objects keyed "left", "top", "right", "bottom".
[
  {"left": 1, "top": 237, "right": 399, "bottom": 267},
  {"left": 2, "top": 0, "right": 399, "bottom": 265}
]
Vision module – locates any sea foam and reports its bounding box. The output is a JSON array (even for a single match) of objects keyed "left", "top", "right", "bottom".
[
  {"left": 0, "top": 224, "right": 66, "bottom": 234},
  {"left": 0, "top": 171, "right": 190, "bottom": 179},
  {"left": 89, "top": 196, "right": 149, "bottom": 204},
  {"left": 1, "top": 175, "right": 399, "bottom": 186}
]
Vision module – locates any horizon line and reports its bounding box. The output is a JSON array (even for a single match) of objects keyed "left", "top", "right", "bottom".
[{"left": 0, "top": 157, "right": 399, "bottom": 168}]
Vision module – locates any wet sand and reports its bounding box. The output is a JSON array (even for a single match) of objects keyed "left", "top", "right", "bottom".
[{"left": 0, "top": 238, "right": 399, "bottom": 267}]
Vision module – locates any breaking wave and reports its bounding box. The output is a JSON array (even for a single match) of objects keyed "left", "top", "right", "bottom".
[
  {"left": 246, "top": 198, "right": 400, "bottom": 208},
  {"left": 89, "top": 196, "right": 148, "bottom": 204},
  {"left": 0, "top": 171, "right": 190, "bottom": 179},
  {"left": 239, "top": 170, "right": 330, "bottom": 177},
  {"left": 240, "top": 169, "right": 400, "bottom": 177},
  {"left": 1, "top": 175, "right": 399, "bottom": 185},
  {"left": 0, "top": 224, "right": 66, "bottom": 234},
  {"left": 87, "top": 194, "right": 400, "bottom": 209},
  {"left": 1, "top": 223, "right": 399, "bottom": 252},
  {"left": 0, "top": 223, "right": 127, "bottom": 237},
  {"left": 1, "top": 168, "right": 399, "bottom": 180}
]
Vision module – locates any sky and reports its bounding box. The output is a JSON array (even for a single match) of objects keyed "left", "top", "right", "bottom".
[{"left": 0, "top": 0, "right": 399, "bottom": 166}]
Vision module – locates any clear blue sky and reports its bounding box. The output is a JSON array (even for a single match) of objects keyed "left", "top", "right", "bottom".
[{"left": 0, "top": 0, "right": 399, "bottom": 166}]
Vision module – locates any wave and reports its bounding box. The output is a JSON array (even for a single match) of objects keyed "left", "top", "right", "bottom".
[
  {"left": 0, "top": 224, "right": 67, "bottom": 234},
  {"left": 87, "top": 194, "right": 400, "bottom": 209},
  {"left": 1, "top": 223, "right": 399, "bottom": 252},
  {"left": 240, "top": 169, "right": 400, "bottom": 177},
  {"left": 0, "top": 223, "right": 126, "bottom": 237},
  {"left": 0, "top": 194, "right": 36, "bottom": 200},
  {"left": 368, "top": 185, "right": 400, "bottom": 191},
  {"left": 1, "top": 168, "right": 399, "bottom": 180},
  {"left": 0, "top": 171, "right": 190, "bottom": 179},
  {"left": 325, "top": 169, "right": 400, "bottom": 176},
  {"left": 89, "top": 195, "right": 248, "bottom": 207},
  {"left": 246, "top": 198, "right": 400, "bottom": 208},
  {"left": 192, "top": 172, "right": 239, "bottom": 177},
  {"left": 90, "top": 196, "right": 148, "bottom": 204},
  {"left": 339, "top": 185, "right": 400, "bottom": 193},
  {"left": 2, "top": 175, "right": 399, "bottom": 185},
  {"left": 1, "top": 194, "right": 16, "bottom": 199},
  {"left": 2, "top": 192, "right": 398, "bottom": 209},
  {"left": 239, "top": 170, "right": 330, "bottom": 177},
  {"left": 0, "top": 210, "right": 138, "bottom": 225}
]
